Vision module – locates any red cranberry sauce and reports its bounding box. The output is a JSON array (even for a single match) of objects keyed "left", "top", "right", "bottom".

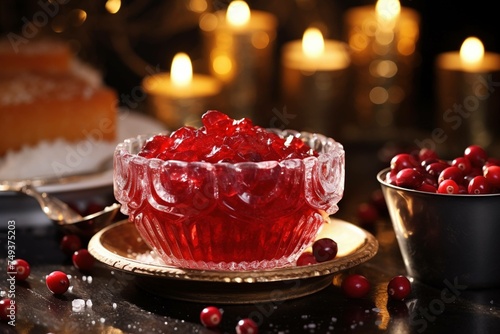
[
  {"left": 138, "top": 110, "right": 317, "bottom": 163},
  {"left": 129, "top": 110, "right": 328, "bottom": 268}
]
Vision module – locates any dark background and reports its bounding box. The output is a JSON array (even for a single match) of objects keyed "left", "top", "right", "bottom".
[{"left": 1, "top": 0, "right": 499, "bottom": 132}]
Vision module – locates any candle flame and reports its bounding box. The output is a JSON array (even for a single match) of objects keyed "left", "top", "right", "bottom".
[
  {"left": 375, "top": 0, "right": 401, "bottom": 21},
  {"left": 171, "top": 53, "right": 192, "bottom": 87},
  {"left": 105, "top": 0, "right": 121, "bottom": 14},
  {"left": 302, "top": 27, "right": 325, "bottom": 58},
  {"left": 460, "top": 37, "right": 484, "bottom": 66},
  {"left": 226, "top": 1, "right": 250, "bottom": 27}
]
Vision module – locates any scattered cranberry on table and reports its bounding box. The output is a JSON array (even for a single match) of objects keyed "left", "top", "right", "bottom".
[
  {"left": 72, "top": 249, "right": 95, "bottom": 271},
  {"left": 236, "top": 318, "right": 259, "bottom": 334},
  {"left": 46, "top": 271, "right": 70, "bottom": 295},
  {"left": 200, "top": 306, "right": 222, "bottom": 328},
  {"left": 385, "top": 145, "right": 500, "bottom": 194},
  {"left": 387, "top": 275, "right": 412, "bottom": 301},
  {"left": 9, "top": 258, "right": 30, "bottom": 281},
  {"left": 341, "top": 274, "right": 371, "bottom": 299},
  {"left": 312, "top": 238, "right": 338, "bottom": 263},
  {"left": 0, "top": 298, "right": 15, "bottom": 321}
]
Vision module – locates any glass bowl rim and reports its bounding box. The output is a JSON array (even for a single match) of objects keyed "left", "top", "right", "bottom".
[{"left": 115, "top": 129, "right": 345, "bottom": 169}]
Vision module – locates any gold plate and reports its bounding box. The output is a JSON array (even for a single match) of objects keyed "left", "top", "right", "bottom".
[{"left": 88, "top": 218, "right": 378, "bottom": 304}]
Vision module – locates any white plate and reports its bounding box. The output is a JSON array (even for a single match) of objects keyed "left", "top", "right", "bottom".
[
  {"left": 1, "top": 110, "right": 166, "bottom": 194},
  {"left": 0, "top": 110, "right": 165, "bottom": 227}
]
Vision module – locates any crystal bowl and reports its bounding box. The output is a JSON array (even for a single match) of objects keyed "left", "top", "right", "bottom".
[
  {"left": 113, "top": 130, "right": 344, "bottom": 271},
  {"left": 378, "top": 167, "right": 500, "bottom": 289}
]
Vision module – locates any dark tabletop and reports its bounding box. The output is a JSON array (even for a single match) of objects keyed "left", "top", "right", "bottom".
[{"left": 2, "top": 141, "right": 500, "bottom": 334}]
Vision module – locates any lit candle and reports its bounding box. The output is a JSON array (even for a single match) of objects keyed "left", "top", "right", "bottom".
[
  {"left": 142, "top": 52, "right": 221, "bottom": 129},
  {"left": 435, "top": 37, "right": 500, "bottom": 156},
  {"left": 282, "top": 27, "right": 350, "bottom": 72},
  {"left": 199, "top": 1, "right": 277, "bottom": 123},
  {"left": 436, "top": 37, "right": 500, "bottom": 72},
  {"left": 375, "top": 0, "right": 400, "bottom": 29},
  {"left": 226, "top": 0, "right": 250, "bottom": 27},
  {"left": 280, "top": 27, "right": 351, "bottom": 136},
  {"left": 343, "top": 0, "right": 420, "bottom": 134}
]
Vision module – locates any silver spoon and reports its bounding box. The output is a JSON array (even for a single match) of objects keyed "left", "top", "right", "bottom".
[{"left": 0, "top": 180, "right": 121, "bottom": 237}]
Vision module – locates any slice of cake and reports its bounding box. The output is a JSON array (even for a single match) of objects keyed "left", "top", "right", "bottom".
[
  {"left": 0, "top": 72, "right": 117, "bottom": 156},
  {"left": 0, "top": 38, "right": 117, "bottom": 157},
  {"left": 0, "top": 38, "right": 72, "bottom": 73}
]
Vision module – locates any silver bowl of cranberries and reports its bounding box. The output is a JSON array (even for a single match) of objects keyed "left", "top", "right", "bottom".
[{"left": 377, "top": 145, "right": 500, "bottom": 289}]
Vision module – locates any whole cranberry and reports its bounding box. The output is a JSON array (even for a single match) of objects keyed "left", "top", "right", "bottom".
[
  {"left": 387, "top": 275, "right": 411, "bottom": 301},
  {"left": 0, "top": 298, "right": 15, "bottom": 321},
  {"left": 438, "top": 166, "right": 464, "bottom": 185},
  {"left": 9, "top": 259, "right": 30, "bottom": 281},
  {"left": 236, "top": 318, "right": 259, "bottom": 334},
  {"left": 200, "top": 306, "right": 222, "bottom": 328},
  {"left": 484, "top": 165, "right": 500, "bottom": 188},
  {"left": 451, "top": 157, "right": 472, "bottom": 175},
  {"left": 72, "top": 249, "right": 95, "bottom": 271},
  {"left": 296, "top": 252, "right": 317, "bottom": 266},
  {"left": 390, "top": 153, "right": 419, "bottom": 172},
  {"left": 417, "top": 148, "right": 439, "bottom": 162},
  {"left": 396, "top": 168, "right": 424, "bottom": 189},
  {"left": 468, "top": 175, "right": 493, "bottom": 194},
  {"left": 464, "top": 145, "right": 488, "bottom": 167},
  {"left": 312, "top": 238, "right": 338, "bottom": 263},
  {"left": 437, "top": 179, "right": 460, "bottom": 194},
  {"left": 425, "top": 162, "right": 449, "bottom": 178},
  {"left": 341, "top": 274, "right": 371, "bottom": 298},
  {"left": 46, "top": 271, "right": 70, "bottom": 295}
]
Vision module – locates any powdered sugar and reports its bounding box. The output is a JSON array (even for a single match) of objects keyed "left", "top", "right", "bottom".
[
  {"left": 0, "top": 138, "right": 115, "bottom": 180},
  {"left": 0, "top": 111, "right": 166, "bottom": 180}
]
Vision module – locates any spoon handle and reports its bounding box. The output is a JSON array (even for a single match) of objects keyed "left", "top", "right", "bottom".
[{"left": 0, "top": 181, "right": 83, "bottom": 222}]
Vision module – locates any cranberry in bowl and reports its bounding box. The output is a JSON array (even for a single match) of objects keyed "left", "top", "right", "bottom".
[
  {"left": 377, "top": 146, "right": 500, "bottom": 289},
  {"left": 114, "top": 111, "right": 345, "bottom": 271}
]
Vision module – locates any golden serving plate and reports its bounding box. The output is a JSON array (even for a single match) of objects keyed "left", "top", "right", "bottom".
[{"left": 88, "top": 218, "right": 378, "bottom": 304}]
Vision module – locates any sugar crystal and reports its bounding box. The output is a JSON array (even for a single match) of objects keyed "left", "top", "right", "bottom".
[{"left": 72, "top": 299, "right": 85, "bottom": 312}]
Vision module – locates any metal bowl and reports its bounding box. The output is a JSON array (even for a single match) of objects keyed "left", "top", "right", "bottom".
[{"left": 377, "top": 168, "right": 500, "bottom": 289}]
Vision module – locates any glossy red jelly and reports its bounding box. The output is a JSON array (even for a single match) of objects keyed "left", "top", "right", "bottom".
[
  {"left": 114, "top": 111, "right": 345, "bottom": 270},
  {"left": 139, "top": 110, "right": 317, "bottom": 163}
]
